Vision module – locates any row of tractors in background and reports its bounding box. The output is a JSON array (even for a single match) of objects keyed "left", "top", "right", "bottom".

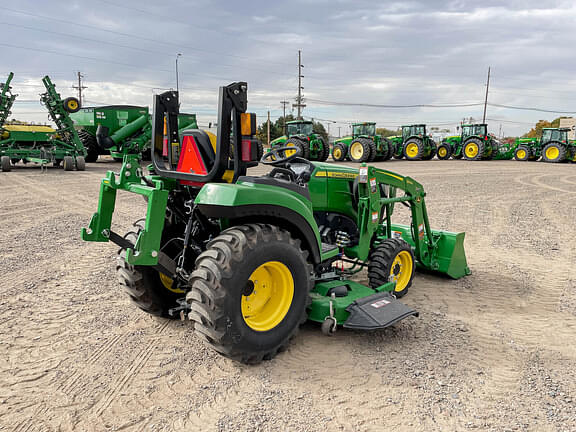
[
  {"left": 1, "top": 72, "right": 575, "bottom": 173},
  {"left": 271, "top": 120, "right": 576, "bottom": 163}
]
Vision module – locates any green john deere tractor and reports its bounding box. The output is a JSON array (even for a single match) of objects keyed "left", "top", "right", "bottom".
[
  {"left": 270, "top": 120, "right": 329, "bottom": 161},
  {"left": 514, "top": 128, "right": 575, "bottom": 163},
  {"left": 437, "top": 123, "right": 497, "bottom": 161},
  {"left": 332, "top": 122, "right": 392, "bottom": 163},
  {"left": 0, "top": 73, "right": 86, "bottom": 172},
  {"left": 82, "top": 82, "right": 470, "bottom": 364},
  {"left": 71, "top": 105, "right": 198, "bottom": 163},
  {"left": 388, "top": 124, "right": 437, "bottom": 161}
]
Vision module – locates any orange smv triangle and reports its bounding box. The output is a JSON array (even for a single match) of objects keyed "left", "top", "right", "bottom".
[{"left": 178, "top": 135, "right": 208, "bottom": 175}]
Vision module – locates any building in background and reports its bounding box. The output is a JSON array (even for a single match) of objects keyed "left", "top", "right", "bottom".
[{"left": 559, "top": 117, "right": 576, "bottom": 139}]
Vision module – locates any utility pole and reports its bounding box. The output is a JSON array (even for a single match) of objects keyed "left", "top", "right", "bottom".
[
  {"left": 338, "top": 126, "right": 341, "bottom": 137},
  {"left": 72, "top": 71, "right": 87, "bottom": 105},
  {"left": 482, "top": 66, "right": 490, "bottom": 124},
  {"left": 280, "top": 100, "right": 289, "bottom": 134},
  {"left": 267, "top": 111, "right": 271, "bottom": 146},
  {"left": 176, "top": 53, "right": 182, "bottom": 95},
  {"left": 292, "top": 50, "right": 306, "bottom": 119}
]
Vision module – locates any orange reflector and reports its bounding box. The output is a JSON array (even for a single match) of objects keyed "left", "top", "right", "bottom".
[
  {"left": 178, "top": 135, "right": 208, "bottom": 176},
  {"left": 240, "top": 113, "right": 256, "bottom": 136}
]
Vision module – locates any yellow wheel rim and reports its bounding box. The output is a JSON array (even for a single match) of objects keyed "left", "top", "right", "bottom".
[
  {"left": 333, "top": 147, "right": 342, "bottom": 160},
  {"left": 465, "top": 143, "right": 479, "bottom": 158},
  {"left": 159, "top": 272, "right": 185, "bottom": 294},
  {"left": 546, "top": 146, "right": 559, "bottom": 160},
  {"left": 438, "top": 147, "right": 447, "bottom": 157},
  {"left": 516, "top": 149, "right": 526, "bottom": 160},
  {"left": 241, "top": 261, "right": 294, "bottom": 332},
  {"left": 67, "top": 100, "right": 78, "bottom": 110},
  {"left": 405, "top": 142, "right": 419, "bottom": 159},
  {"left": 285, "top": 142, "right": 297, "bottom": 157},
  {"left": 350, "top": 142, "right": 364, "bottom": 160},
  {"left": 390, "top": 251, "right": 413, "bottom": 292}
]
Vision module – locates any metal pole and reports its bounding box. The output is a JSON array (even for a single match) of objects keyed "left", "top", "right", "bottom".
[
  {"left": 267, "top": 110, "right": 271, "bottom": 146},
  {"left": 176, "top": 53, "right": 182, "bottom": 95},
  {"left": 280, "top": 100, "right": 289, "bottom": 135},
  {"left": 482, "top": 66, "right": 490, "bottom": 124},
  {"left": 338, "top": 126, "right": 341, "bottom": 137}
]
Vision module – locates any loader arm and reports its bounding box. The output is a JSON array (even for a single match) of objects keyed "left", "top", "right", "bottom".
[{"left": 354, "top": 164, "right": 470, "bottom": 279}]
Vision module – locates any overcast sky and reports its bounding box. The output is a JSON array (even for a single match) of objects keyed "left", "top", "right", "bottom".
[{"left": 2, "top": 0, "right": 576, "bottom": 136}]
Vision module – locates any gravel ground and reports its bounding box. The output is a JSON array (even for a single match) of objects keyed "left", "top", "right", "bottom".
[{"left": 0, "top": 158, "right": 575, "bottom": 432}]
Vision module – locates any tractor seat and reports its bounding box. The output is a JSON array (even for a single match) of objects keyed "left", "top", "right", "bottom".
[{"left": 237, "top": 175, "right": 311, "bottom": 200}]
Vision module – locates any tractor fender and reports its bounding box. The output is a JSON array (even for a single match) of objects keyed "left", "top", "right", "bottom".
[{"left": 194, "top": 182, "right": 322, "bottom": 264}]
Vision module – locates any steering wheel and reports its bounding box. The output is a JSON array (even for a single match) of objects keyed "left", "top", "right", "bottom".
[{"left": 260, "top": 145, "right": 301, "bottom": 166}]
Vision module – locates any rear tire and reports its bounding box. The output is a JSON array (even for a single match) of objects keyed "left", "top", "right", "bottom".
[
  {"left": 286, "top": 137, "right": 310, "bottom": 160},
  {"left": 542, "top": 142, "right": 566, "bottom": 163},
  {"left": 403, "top": 138, "right": 424, "bottom": 160},
  {"left": 367, "top": 138, "right": 377, "bottom": 162},
  {"left": 317, "top": 138, "right": 329, "bottom": 162},
  {"left": 78, "top": 130, "right": 99, "bottom": 163},
  {"left": 348, "top": 138, "right": 372, "bottom": 163},
  {"left": 117, "top": 219, "right": 185, "bottom": 318},
  {"left": 382, "top": 138, "right": 393, "bottom": 161},
  {"left": 1, "top": 156, "right": 11, "bottom": 172},
  {"left": 187, "top": 224, "right": 313, "bottom": 364},
  {"left": 63, "top": 156, "right": 74, "bottom": 171},
  {"left": 463, "top": 138, "right": 484, "bottom": 161},
  {"left": 332, "top": 143, "right": 347, "bottom": 161},
  {"left": 368, "top": 238, "right": 415, "bottom": 299},
  {"left": 62, "top": 97, "right": 81, "bottom": 113}
]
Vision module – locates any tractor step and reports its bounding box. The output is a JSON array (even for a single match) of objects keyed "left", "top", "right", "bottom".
[{"left": 343, "top": 291, "right": 418, "bottom": 330}]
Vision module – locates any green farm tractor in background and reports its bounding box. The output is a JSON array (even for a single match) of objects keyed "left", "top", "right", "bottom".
[
  {"left": 1, "top": 73, "right": 86, "bottom": 172},
  {"left": 514, "top": 128, "right": 575, "bottom": 163},
  {"left": 388, "top": 124, "right": 437, "bottom": 161},
  {"left": 437, "top": 123, "right": 497, "bottom": 161},
  {"left": 332, "top": 122, "right": 392, "bottom": 162},
  {"left": 82, "top": 82, "right": 470, "bottom": 364},
  {"left": 270, "top": 119, "right": 329, "bottom": 161},
  {"left": 71, "top": 105, "right": 198, "bottom": 162}
]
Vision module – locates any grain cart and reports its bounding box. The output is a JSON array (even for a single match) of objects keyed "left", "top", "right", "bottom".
[
  {"left": 82, "top": 82, "right": 470, "bottom": 364},
  {"left": 514, "top": 128, "right": 575, "bottom": 163},
  {"left": 0, "top": 74, "right": 86, "bottom": 172},
  {"left": 387, "top": 124, "right": 437, "bottom": 161},
  {"left": 71, "top": 106, "right": 198, "bottom": 162},
  {"left": 436, "top": 124, "right": 497, "bottom": 160},
  {"left": 270, "top": 119, "right": 329, "bottom": 161},
  {"left": 332, "top": 122, "right": 392, "bottom": 162}
]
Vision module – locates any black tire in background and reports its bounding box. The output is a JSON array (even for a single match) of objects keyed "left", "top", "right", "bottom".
[
  {"left": 542, "top": 142, "right": 566, "bottom": 163},
  {"left": 1, "top": 156, "right": 11, "bottom": 172},
  {"left": 286, "top": 137, "right": 310, "bottom": 160}
]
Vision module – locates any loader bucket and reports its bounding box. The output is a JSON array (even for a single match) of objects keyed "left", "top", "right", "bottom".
[{"left": 389, "top": 224, "right": 471, "bottom": 279}]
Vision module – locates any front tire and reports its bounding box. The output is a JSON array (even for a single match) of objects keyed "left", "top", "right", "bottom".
[
  {"left": 187, "top": 224, "right": 313, "bottom": 364},
  {"left": 514, "top": 146, "right": 530, "bottom": 161},
  {"left": 368, "top": 239, "right": 415, "bottom": 298},
  {"left": 437, "top": 143, "right": 452, "bottom": 160},
  {"left": 332, "top": 143, "right": 347, "bottom": 161}
]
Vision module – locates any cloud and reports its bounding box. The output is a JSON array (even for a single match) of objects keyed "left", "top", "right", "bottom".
[{"left": 1, "top": 0, "right": 575, "bottom": 135}]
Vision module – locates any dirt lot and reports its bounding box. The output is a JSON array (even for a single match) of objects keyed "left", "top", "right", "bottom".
[{"left": 0, "top": 158, "right": 575, "bottom": 432}]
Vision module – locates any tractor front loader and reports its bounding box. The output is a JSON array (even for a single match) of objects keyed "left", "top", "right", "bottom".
[
  {"left": 1, "top": 74, "right": 86, "bottom": 172},
  {"left": 332, "top": 122, "right": 392, "bottom": 163},
  {"left": 82, "top": 82, "right": 470, "bottom": 364}
]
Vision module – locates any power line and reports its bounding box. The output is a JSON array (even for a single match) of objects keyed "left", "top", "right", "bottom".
[
  {"left": 306, "top": 98, "right": 485, "bottom": 109},
  {"left": 487, "top": 102, "right": 576, "bottom": 114}
]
